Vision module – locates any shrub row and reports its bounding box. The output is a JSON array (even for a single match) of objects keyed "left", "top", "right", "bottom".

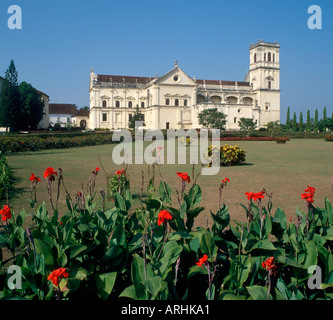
[
  {"left": 0, "top": 152, "right": 14, "bottom": 200},
  {"left": 0, "top": 134, "right": 115, "bottom": 154}
]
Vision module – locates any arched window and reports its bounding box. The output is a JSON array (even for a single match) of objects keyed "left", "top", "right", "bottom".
[
  {"left": 128, "top": 101, "right": 133, "bottom": 108},
  {"left": 268, "top": 81, "right": 272, "bottom": 89},
  {"left": 254, "top": 53, "right": 257, "bottom": 63},
  {"left": 175, "top": 99, "right": 179, "bottom": 106},
  {"left": 166, "top": 98, "right": 170, "bottom": 106},
  {"left": 184, "top": 99, "right": 188, "bottom": 106},
  {"left": 102, "top": 100, "right": 107, "bottom": 108},
  {"left": 268, "top": 52, "right": 271, "bottom": 62},
  {"left": 116, "top": 101, "right": 120, "bottom": 108},
  {"left": 141, "top": 102, "right": 145, "bottom": 108}
]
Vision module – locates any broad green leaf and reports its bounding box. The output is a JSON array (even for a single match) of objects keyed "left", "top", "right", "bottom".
[
  {"left": 248, "top": 239, "right": 276, "bottom": 252},
  {"left": 96, "top": 272, "right": 117, "bottom": 300},
  {"left": 33, "top": 238, "right": 55, "bottom": 267},
  {"left": 246, "top": 285, "right": 271, "bottom": 300},
  {"left": 303, "top": 240, "right": 318, "bottom": 270},
  {"left": 141, "top": 276, "right": 163, "bottom": 298},
  {"left": 67, "top": 244, "right": 88, "bottom": 260}
]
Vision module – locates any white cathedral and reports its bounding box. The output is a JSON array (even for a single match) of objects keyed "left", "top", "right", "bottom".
[{"left": 88, "top": 40, "right": 280, "bottom": 131}]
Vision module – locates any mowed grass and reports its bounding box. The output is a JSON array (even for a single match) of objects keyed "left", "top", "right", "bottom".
[{"left": 3, "top": 139, "right": 333, "bottom": 226}]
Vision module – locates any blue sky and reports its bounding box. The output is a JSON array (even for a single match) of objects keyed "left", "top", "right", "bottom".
[{"left": 0, "top": 0, "right": 332, "bottom": 123}]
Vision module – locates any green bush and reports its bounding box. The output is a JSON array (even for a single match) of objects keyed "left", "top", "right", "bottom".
[
  {"left": 0, "top": 152, "right": 14, "bottom": 200},
  {"left": 205, "top": 144, "right": 246, "bottom": 166}
]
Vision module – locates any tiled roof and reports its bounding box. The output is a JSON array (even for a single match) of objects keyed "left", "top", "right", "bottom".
[
  {"left": 97, "top": 74, "right": 153, "bottom": 84},
  {"left": 196, "top": 79, "right": 250, "bottom": 86},
  {"left": 76, "top": 108, "right": 89, "bottom": 117},
  {"left": 49, "top": 104, "right": 78, "bottom": 115}
]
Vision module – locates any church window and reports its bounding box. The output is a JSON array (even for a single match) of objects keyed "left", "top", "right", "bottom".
[
  {"left": 268, "top": 81, "right": 272, "bottom": 89},
  {"left": 175, "top": 99, "right": 179, "bottom": 106},
  {"left": 116, "top": 101, "right": 120, "bottom": 108},
  {"left": 173, "top": 75, "right": 179, "bottom": 82},
  {"left": 102, "top": 113, "right": 107, "bottom": 122},
  {"left": 141, "top": 102, "right": 145, "bottom": 108},
  {"left": 128, "top": 101, "right": 133, "bottom": 108},
  {"left": 102, "top": 100, "right": 107, "bottom": 108},
  {"left": 268, "top": 52, "right": 271, "bottom": 62},
  {"left": 184, "top": 99, "right": 188, "bottom": 106},
  {"left": 166, "top": 98, "right": 170, "bottom": 105},
  {"left": 273, "top": 54, "right": 275, "bottom": 62},
  {"left": 254, "top": 53, "right": 257, "bottom": 63},
  {"left": 234, "top": 117, "right": 237, "bottom": 124},
  {"left": 264, "top": 53, "right": 266, "bottom": 61}
]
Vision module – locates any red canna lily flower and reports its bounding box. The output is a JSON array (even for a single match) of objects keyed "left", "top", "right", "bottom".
[
  {"left": 116, "top": 169, "right": 125, "bottom": 176},
  {"left": 177, "top": 172, "right": 191, "bottom": 183},
  {"left": 95, "top": 167, "right": 100, "bottom": 174},
  {"left": 196, "top": 255, "right": 208, "bottom": 268},
  {"left": 301, "top": 185, "right": 315, "bottom": 204},
  {"left": 0, "top": 205, "right": 12, "bottom": 222},
  {"left": 43, "top": 167, "right": 58, "bottom": 182},
  {"left": 48, "top": 268, "right": 69, "bottom": 286},
  {"left": 222, "top": 177, "right": 230, "bottom": 185},
  {"left": 157, "top": 210, "right": 173, "bottom": 226},
  {"left": 30, "top": 173, "right": 41, "bottom": 183},
  {"left": 245, "top": 191, "right": 265, "bottom": 202},
  {"left": 262, "top": 257, "right": 277, "bottom": 276}
]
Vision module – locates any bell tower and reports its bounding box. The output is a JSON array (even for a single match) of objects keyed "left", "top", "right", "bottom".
[{"left": 248, "top": 40, "right": 281, "bottom": 125}]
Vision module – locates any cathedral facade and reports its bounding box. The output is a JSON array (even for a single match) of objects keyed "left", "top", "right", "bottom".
[{"left": 89, "top": 40, "right": 280, "bottom": 131}]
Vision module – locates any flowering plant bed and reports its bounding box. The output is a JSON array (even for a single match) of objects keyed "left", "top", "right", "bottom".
[{"left": 0, "top": 166, "right": 333, "bottom": 301}]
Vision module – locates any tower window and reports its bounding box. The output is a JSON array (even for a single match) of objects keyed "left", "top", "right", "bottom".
[
  {"left": 254, "top": 53, "right": 257, "bottom": 63},
  {"left": 128, "top": 101, "right": 133, "bottom": 108},
  {"left": 102, "top": 100, "right": 107, "bottom": 108},
  {"left": 268, "top": 52, "right": 271, "bottom": 62},
  {"left": 264, "top": 53, "right": 266, "bottom": 61},
  {"left": 268, "top": 81, "right": 272, "bottom": 89},
  {"left": 184, "top": 99, "right": 188, "bottom": 106},
  {"left": 175, "top": 99, "right": 179, "bottom": 106},
  {"left": 234, "top": 117, "right": 237, "bottom": 124},
  {"left": 166, "top": 98, "right": 170, "bottom": 105},
  {"left": 273, "top": 53, "right": 275, "bottom": 62},
  {"left": 115, "top": 101, "right": 120, "bottom": 108}
]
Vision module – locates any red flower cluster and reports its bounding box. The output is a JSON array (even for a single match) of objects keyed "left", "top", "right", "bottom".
[
  {"left": 48, "top": 268, "right": 69, "bottom": 286},
  {"left": 301, "top": 186, "right": 316, "bottom": 204},
  {"left": 196, "top": 255, "right": 208, "bottom": 268},
  {"left": 43, "top": 167, "right": 58, "bottom": 181},
  {"left": 245, "top": 191, "right": 265, "bottom": 202},
  {"left": 0, "top": 205, "right": 12, "bottom": 222},
  {"left": 157, "top": 210, "right": 173, "bottom": 226},
  {"left": 177, "top": 172, "right": 191, "bottom": 183},
  {"left": 30, "top": 173, "right": 41, "bottom": 183},
  {"left": 262, "top": 257, "right": 278, "bottom": 276},
  {"left": 116, "top": 169, "right": 125, "bottom": 176},
  {"left": 222, "top": 177, "right": 230, "bottom": 185}
]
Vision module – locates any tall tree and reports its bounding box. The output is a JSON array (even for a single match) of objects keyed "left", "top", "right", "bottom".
[
  {"left": 286, "top": 106, "right": 291, "bottom": 130},
  {"left": 314, "top": 109, "right": 319, "bottom": 132},
  {"left": 128, "top": 106, "right": 145, "bottom": 129},
  {"left": 18, "top": 82, "right": 45, "bottom": 130},
  {"left": 292, "top": 112, "right": 297, "bottom": 132},
  {"left": 306, "top": 109, "right": 311, "bottom": 132},
  {"left": 299, "top": 112, "right": 304, "bottom": 132},
  {"left": 238, "top": 118, "right": 257, "bottom": 137},
  {"left": 0, "top": 60, "right": 21, "bottom": 131},
  {"left": 198, "top": 108, "right": 227, "bottom": 130},
  {"left": 323, "top": 107, "right": 327, "bottom": 121}
]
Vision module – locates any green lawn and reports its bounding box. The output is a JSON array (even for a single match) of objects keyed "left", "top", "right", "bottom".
[{"left": 3, "top": 139, "right": 333, "bottom": 226}]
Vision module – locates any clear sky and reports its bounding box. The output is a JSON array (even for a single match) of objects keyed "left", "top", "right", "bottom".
[{"left": 0, "top": 0, "right": 332, "bottom": 123}]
